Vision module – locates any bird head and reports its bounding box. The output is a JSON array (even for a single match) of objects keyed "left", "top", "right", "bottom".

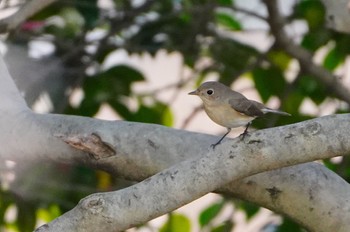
[{"left": 188, "top": 81, "right": 228, "bottom": 105}]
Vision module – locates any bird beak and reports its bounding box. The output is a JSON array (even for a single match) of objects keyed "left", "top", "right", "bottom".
[{"left": 188, "top": 90, "right": 198, "bottom": 95}]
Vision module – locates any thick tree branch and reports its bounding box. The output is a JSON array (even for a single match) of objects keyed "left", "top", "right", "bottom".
[
  {"left": 263, "top": 0, "right": 350, "bottom": 105},
  {"left": 33, "top": 114, "right": 350, "bottom": 232},
  {"left": 4, "top": 43, "right": 75, "bottom": 112},
  {"left": 1, "top": 55, "right": 350, "bottom": 231},
  {"left": 321, "top": 0, "right": 350, "bottom": 33},
  {"left": 221, "top": 162, "right": 350, "bottom": 232},
  {"left": 0, "top": 0, "right": 57, "bottom": 33},
  {"left": 0, "top": 55, "right": 29, "bottom": 112}
]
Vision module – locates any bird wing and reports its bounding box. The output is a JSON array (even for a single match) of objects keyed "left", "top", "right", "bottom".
[{"left": 229, "top": 97, "right": 264, "bottom": 117}]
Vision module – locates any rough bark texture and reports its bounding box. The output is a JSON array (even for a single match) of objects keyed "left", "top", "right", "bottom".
[
  {"left": 1, "top": 0, "right": 350, "bottom": 229},
  {"left": 321, "top": 0, "right": 350, "bottom": 33},
  {"left": 1, "top": 54, "right": 350, "bottom": 231},
  {"left": 32, "top": 114, "right": 350, "bottom": 232}
]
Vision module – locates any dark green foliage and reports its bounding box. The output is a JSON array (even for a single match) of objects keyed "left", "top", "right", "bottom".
[
  {"left": 199, "top": 200, "right": 225, "bottom": 227},
  {"left": 160, "top": 213, "right": 191, "bottom": 232},
  {"left": 66, "top": 65, "right": 145, "bottom": 117},
  {"left": 215, "top": 11, "right": 242, "bottom": 31},
  {"left": 2, "top": 0, "right": 350, "bottom": 231},
  {"left": 252, "top": 67, "right": 287, "bottom": 103},
  {"left": 236, "top": 201, "right": 260, "bottom": 219},
  {"left": 210, "top": 38, "right": 259, "bottom": 83},
  {"left": 301, "top": 28, "right": 332, "bottom": 51},
  {"left": 294, "top": 0, "right": 325, "bottom": 30},
  {"left": 277, "top": 217, "right": 306, "bottom": 232},
  {"left": 17, "top": 200, "right": 37, "bottom": 232},
  {"left": 297, "top": 74, "right": 327, "bottom": 104},
  {"left": 75, "top": 0, "right": 99, "bottom": 29}
]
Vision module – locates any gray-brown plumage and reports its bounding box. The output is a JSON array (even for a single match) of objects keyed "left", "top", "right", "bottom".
[{"left": 189, "top": 81, "right": 290, "bottom": 147}]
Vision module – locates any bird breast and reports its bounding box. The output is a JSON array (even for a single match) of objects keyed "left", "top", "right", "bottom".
[{"left": 203, "top": 102, "right": 254, "bottom": 128}]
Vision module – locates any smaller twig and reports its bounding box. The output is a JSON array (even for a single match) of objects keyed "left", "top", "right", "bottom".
[
  {"left": 263, "top": 0, "right": 350, "bottom": 105},
  {"left": 180, "top": 105, "right": 203, "bottom": 129},
  {"left": 230, "top": 5, "right": 267, "bottom": 21},
  {"left": 0, "top": 0, "right": 58, "bottom": 33}
]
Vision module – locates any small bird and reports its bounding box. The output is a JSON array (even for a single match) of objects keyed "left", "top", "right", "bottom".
[{"left": 189, "top": 81, "right": 290, "bottom": 148}]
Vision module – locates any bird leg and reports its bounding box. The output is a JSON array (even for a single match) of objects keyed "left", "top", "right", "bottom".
[
  {"left": 239, "top": 122, "right": 251, "bottom": 140},
  {"left": 211, "top": 128, "right": 231, "bottom": 149}
]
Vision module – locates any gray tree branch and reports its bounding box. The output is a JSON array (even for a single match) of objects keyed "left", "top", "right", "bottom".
[
  {"left": 221, "top": 162, "right": 350, "bottom": 232},
  {"left": 263, "top": 0, "right": 350, "bottom": 105},
  {"left": 1, "top": 55, "right": 350, "bottom": 232},
  {"left": 33, "top": 113, "right": 350, "bottom": 232}
]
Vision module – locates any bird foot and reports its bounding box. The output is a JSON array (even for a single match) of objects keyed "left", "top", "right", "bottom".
[
  {"left": 239, "top": 131, "right": 249, "bottom": 140},
  {"left": 210, "top": 142, "right": 220, "bottom": 149}
]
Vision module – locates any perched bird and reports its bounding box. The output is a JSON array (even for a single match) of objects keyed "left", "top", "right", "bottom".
[{"left": 189, "top": 81, "right": 290, "bottom": 148}]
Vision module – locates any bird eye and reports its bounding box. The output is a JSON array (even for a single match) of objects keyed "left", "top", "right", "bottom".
[{"left": 207, "top": 89, "right": 214, "bottom": 95}]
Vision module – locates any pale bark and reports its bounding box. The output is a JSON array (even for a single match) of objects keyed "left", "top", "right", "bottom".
[
  {"left": 222, "top": 163, "right": 350, "bottom": 232},
  {"left": 5, "top": 43, "right": 71, "bottom": 112},
  {"left": 321, "top": 0, "right": 350, "bottom": 33},
  {"left": 0, "top": 0, "right": 349, "bottom": 231},
  {"left": 0, "top": 54, "right": 28, "bottom": 112},
  {"left": 33, "top": 113, "right": 350, "bottom": 232},
  {"left": 0, "top": 56, "right": 350, "bottom": 231}
]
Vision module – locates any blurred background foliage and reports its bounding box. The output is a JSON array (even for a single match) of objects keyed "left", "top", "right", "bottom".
[{"left": 0, "top": 0, "right": 349, "bottom": 231}]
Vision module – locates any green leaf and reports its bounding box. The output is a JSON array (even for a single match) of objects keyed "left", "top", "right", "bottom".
[
  {"left": 0, "top": 192, "right": 14, "bottom": 225},
  {"left": 30, "top": 2, "right": 62, "bottom": 20},
  {"left": 72, "top": 166, "right": 98, "bottom": 186},
  {"left": 77, "top": 65, "right": 145, "bottom": 117},
  {"left": 268, "top": 50, "right": 291, "bottom": 71},
  {"left": 210, "top": 38, "right": 259, "bottom": 82},
  {"left": 160, "top": 214, "right": 191, "bottom": 232},
  {"left": 96, "top": 65, "right": 145, "bottom": 96},
  {"left": 322, "top": 33, "right": 350, "bottom": 71},
  {"left": 284, "top": 91, "right": 304, "bottom": 115},
  {"left": 199, "top": 201, "right": 225, "bottom": 227},
  {"left": 95, "top": 45, "right": 117, "bottom": 63},
  {"left": 162, "top": 105, "right": 174, "bottom": 127},
  {"left": 134, "top": 105, "right": 161, "bottom": 123},
  {"left": 37, "top": 205, "right": 61, "bottom": 222},
  {"left": 83, "top": 77, "right": 112, "bottom": 103},
  {"left": 71, "top": 96, "right": 101, "bottom": 117},
  {"left": 276, "top": 217, "right": 304, "bottom": 232},
  {"left": 108, "top": 99, "right": 134, "bottom": 120},
  {"left": 297, "top": 74, "right": 326, "bottom": 104},
  {"left": 59, "top": 7, "right": 85, "bottom": 38},
  {"left": 17, "top": 201, "right": 37, "bottom": 232},
  {"left": 323, "top": 158, "right": 337, "bottom": 172},
  {"left": 334, "top": 33, "right": 350, "bottom": 54},
  {"left": 294, "top": 0, "right": 325, "bottom": 30},
  {"left": 218, "top": 0, "right": 233, "bottom": 5},
  {"left": 75, "top": 0, "right": 98, "bottom": 28},
  {"left": 252, "top": 67, "right": 286, "bottom": 103},
  {"left": 215, "top": 11, "right": 241, "bottom": 31},
  {"left": 323, "top": 46, "right": 345, "bottom": 70},
  {"left": 301, "top": 29, "right": 332, "bottom": 52},
  {"left": 131, "top": 102, "right": 172, "bottom": 125},
  {"left": 236, "top": 201, "right": 259, "bottom": 219}
]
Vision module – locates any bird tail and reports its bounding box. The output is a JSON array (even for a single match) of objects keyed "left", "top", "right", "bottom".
[{"left": 261, "top": 108, "right": 291, "bottom": 116}]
